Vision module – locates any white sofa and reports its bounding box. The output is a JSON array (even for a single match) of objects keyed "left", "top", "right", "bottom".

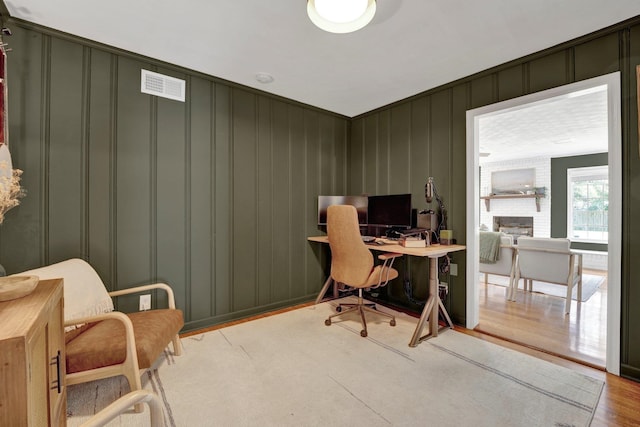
[
  {"left": 479, "top": 233, "right": 517, "bottom": 291},
  {"left": 511, "top": 236, "right": 583, "bottom": 315}
]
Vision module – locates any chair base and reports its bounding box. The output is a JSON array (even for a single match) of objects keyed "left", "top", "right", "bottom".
[
  {"left": 335, "top": 301, "right": 376, "bottom": 312},
  {"left": 324, "top": 291, "right": 396, "bottom": 337}
]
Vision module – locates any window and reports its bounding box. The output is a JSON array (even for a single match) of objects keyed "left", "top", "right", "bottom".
[{"left": 567, "top": 166, "right": 608, "bottom": 243}]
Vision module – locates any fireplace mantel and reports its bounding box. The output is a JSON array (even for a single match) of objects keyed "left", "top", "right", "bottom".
[{"left": 480, "top": 193, "right": 545, "bottom": 212}]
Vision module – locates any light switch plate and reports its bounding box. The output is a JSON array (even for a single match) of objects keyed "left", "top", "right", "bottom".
[{"left": 139, "top": 294, "right": 151, "bottom": 311}]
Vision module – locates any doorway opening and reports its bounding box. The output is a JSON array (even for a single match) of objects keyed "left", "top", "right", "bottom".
[{"left": 465, "top": 72, "right": 621, "bottom": 375}]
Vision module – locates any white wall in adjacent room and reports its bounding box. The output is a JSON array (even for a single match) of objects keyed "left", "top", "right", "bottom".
[{"left": 480, "top": 156, "right": 551, "bottom": 238}]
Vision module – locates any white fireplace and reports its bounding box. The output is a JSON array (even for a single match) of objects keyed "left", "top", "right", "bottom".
[
  {"left": 493, "top": 216, "right": 533, "bottom": 243},
  {"left": 480, "top": 157, "right": 551, "bottom": 238}
]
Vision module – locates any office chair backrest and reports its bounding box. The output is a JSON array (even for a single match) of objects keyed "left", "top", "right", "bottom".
[{"left": 327, "top": 205, "right": 374, "bottom": 287}]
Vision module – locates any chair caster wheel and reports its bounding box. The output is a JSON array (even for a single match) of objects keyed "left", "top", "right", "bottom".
[
  {"left": 325, "top": 319, "right": 331, "bottom": 326},
  {"left": 336, "top": 306, "right": 342, "bottom": 312},
  {"left": 360, "top": 330, "right": 367, "bottom": 337},
  {"left": 390, "top": 319, "right": 396, "bottom": 327}
]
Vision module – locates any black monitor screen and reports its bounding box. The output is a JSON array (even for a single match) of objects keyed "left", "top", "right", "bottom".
[
  {"left": 367, "top": 194, "right": 412, "bottom": 228},
  {"left": 317, "top": 195, "right": 368, "bottom": 226}
]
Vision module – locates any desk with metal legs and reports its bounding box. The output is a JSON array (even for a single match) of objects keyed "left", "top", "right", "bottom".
[{"left": 308, "top": 236, "right": 465, "bottom": 347}]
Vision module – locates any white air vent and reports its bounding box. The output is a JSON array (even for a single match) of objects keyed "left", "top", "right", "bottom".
[{"left": 141, "top": 69, "right": 186, "bottom": 102}]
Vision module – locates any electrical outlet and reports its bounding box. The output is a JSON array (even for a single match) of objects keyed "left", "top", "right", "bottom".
[
  {"left": 139, "top": 294, "right": 151, "bottom": 311},
  {"left": 450, "top": 263, "right": 458, "bottom": 276}
]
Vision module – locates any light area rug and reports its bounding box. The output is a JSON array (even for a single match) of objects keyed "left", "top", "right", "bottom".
[
  {"left": 66, "top": 298, "right": 604, "bottom": 427},
  {"left": 483, "top": 273, "right": 604, "bottom": 302}
]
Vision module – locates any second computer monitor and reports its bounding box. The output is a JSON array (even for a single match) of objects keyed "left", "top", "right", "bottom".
[
  {"left": 367, "top": 193, "right": 412, "bottom": 229},
  {"left": 317, "top": 195, "right": 368, "bottom": 226}
]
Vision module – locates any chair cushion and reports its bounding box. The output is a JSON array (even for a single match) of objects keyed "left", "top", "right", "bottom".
[
  {"left": 65, "top": 308, "right": 184, "bottom": 374},
  {"left": 64, "top": 323, "right": 97, "bottom": 344}
]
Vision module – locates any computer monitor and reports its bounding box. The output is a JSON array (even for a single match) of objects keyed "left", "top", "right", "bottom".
[
  {"left": 367, "top": 193, "right": 412, "bottom": 229},
  {"left": 317, "top": 195, "right": 368, "bottom": 226}
]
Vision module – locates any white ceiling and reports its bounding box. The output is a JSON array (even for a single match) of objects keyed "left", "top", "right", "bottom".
[
  {"left": 4, "top": 0, "right": 640, "bottom": 118},
  {"left": 479, "top": 86, "right": 609, "bottom": 163}
]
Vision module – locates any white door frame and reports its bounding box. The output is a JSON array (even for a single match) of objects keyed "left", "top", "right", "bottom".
[{"left": 465, "top": 72, "right": 621, "bottom": 375}]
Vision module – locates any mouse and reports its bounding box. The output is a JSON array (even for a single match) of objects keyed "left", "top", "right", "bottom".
[{"left": 375, "top": 240, "right": 385, "bottom": 245}]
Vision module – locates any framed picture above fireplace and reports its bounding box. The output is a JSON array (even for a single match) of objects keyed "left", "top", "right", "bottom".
[{"left": 491, "top": 168, "right": 535, "bottom": 195}]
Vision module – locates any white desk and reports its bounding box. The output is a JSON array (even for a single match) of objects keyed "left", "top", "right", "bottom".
[{"left": 308, "top": 236, "right": 466, "bottom": 347}]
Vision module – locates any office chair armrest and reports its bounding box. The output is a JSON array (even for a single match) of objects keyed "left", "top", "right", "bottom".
[
  {"left": 372, "top": 252, "right": 404, "bottom": 287},
  {"left": 377, "top": 252, "right": 403, "bottom": 261},
  {"left": 109, "top": 282, "right": 177, "bottom": 309}
]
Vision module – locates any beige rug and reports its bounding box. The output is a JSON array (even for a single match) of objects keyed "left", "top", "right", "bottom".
[
  {"left": 484, "top": 273, "right": 604, "bottom": 302},
  {"left": 66, "top": 298, "right": 603, "bottom": 426}
]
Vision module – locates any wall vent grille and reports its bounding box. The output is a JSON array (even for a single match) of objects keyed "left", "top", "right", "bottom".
[{"left": 141, "top": 69, "right": 185, "bottom": 102}]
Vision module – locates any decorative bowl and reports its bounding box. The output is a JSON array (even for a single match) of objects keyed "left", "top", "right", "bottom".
[{"left": 0, "top": 275, "right": 40, "bottom": 302}]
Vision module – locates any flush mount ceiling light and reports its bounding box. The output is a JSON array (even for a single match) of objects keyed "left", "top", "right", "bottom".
[{"left": 307, "top": 0, "right": 376, "bottom": 34}]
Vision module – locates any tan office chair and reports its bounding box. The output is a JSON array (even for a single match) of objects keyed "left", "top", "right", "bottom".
[{"left": 324, "top": 205, "right": 403, "bottom": 337}]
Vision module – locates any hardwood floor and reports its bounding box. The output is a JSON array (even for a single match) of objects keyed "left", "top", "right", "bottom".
[
  {"left": 183, "top": 295, "right": 640, "bottom": 426},
  {"left": 476, "top": 269, "right": 607, "bottom": 368}
]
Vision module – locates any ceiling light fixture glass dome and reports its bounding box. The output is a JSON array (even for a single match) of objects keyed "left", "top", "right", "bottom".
[{"left": 307, "top": 0, "right": 376, "bottom": 34}]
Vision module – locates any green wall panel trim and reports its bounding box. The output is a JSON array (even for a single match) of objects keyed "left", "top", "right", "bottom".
[
  {"left": 87, "top": 49, "right": 116, "bottom": 288},
  {"left": 497, "top": 65, "right": 526, "bottom": 102},
  {"left": 574, "top": 32, "right": 621, "bottom": 82},
  {"left": 550, "top": 152, "right": 609, "bottom": 251},
  {"left": 48, "top": 37, "right": 85, "bottom": 262},
  {"left": 213, "top": 82, "right": 232, "bottom": 317},
  {"left": 409, "top": 98, "right": 429, "bottom": 209},
  {"left": 625, "top": 23, "right": 640, "bottom": 371},
  {"left": 188, "top": 77, "right": 215, "bottom": 321},
  {"left": 0, "top": 27, "right": 45, "bottom": 272},
  {"left": 620, "top": 364, "right": 640, "bottom": 383},
  {"left": 527, "top": 50, "right": 573, "bottom": 93},
  {"left": 270, "top": 100, "right": 293, "bottom": 303},
  {"left": 389, "top": 103, "right": 411, "bottom": 193},
  {"left": 181, "top": 294, "right": 317, "bottom": 333}
]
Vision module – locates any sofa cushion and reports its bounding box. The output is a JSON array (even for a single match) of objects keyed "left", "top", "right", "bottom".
[
  {"left": 17, "top": 258, "right": 114, "bottom": 329},
  {"left": 65, "top": 308, "right": 184, "bottom": 374}
]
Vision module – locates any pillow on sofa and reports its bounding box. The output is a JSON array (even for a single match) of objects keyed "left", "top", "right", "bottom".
[{"left": 16, "top": 258, "right": 114, "bottom": 330}]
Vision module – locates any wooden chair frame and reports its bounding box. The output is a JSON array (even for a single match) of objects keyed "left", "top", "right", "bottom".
[{"left": 65, "top": 283, "right": 182, "bottom": 412}]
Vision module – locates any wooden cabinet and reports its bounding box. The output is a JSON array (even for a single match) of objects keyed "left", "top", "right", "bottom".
[{"left": 0, "top": 279, "right": 66, "bottom": 426}]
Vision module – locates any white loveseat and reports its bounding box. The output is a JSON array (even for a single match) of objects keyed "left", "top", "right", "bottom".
[
  {"left": 510, "top": 236, "right": 583, "bottom": 314},
  {"left": 479, "top": 232, "right": 517, "bottom": 291}
]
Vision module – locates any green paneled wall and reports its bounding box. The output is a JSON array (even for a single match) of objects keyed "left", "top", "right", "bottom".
[
  {"left": 351, "top": 18, "right": 640, "bottom": 381},
  {"left": 0, "top": 22, "right": 348, "bottom": 331}
]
